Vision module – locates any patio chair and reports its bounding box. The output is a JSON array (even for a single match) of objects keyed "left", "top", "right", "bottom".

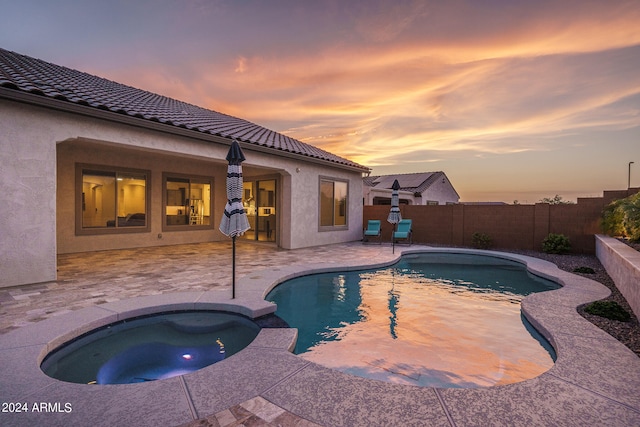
[
  {"left": 393, "top": 219, "right": 412, "bottom": 245},
  {"left": 363, "top": 220, "right": 382, "bottom": 244}
]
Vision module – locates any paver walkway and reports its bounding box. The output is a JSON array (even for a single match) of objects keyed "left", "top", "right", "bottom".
[{"left": 0, "top": 241, "right": 395, "bottom": 335}]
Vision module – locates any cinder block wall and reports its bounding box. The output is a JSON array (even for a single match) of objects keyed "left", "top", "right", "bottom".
[{"left": 364, "top": 188, "right": 639, "bottom": 253}]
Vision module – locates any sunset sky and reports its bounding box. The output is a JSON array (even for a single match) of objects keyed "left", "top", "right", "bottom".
[{"left": 1, "top": 0, "right": 639, "bottom": 202}]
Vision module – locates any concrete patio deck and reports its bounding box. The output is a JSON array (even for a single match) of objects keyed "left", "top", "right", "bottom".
[{"left": 1, "top": 241, "right": 639, "bottom": 426}]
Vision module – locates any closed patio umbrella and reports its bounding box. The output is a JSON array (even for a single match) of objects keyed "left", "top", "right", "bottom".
[
  {"left": 219, "top": 139, "right": 250, "bottom": 298},
  {"left": 387, "top": 179, "right": 402, "bottom": 253}
]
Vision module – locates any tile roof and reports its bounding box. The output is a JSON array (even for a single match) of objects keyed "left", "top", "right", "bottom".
[
  {"left": 0, "top": 48, "right": 368, "bottom": 171},
  {"left": 365, "top": 172, "right": 444, "bottom": 194}
]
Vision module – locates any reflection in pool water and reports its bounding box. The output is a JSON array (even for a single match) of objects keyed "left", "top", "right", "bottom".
[
  {"left": 267, "top": 253, "right": 560, "bottom": 388},
  {"left": 41, "top": 311, "right": 259, "bottom": 384}
]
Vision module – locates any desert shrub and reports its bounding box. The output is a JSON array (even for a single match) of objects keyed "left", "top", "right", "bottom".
[
  {"left": 573, "top": 266, "right": 595, "bottom": 274},
  {"left": 584, "top": 301, "right": 631, "bottom": 322},
  {"left": 542, "top": 233, "right": 571, "bottom": 254},
  {"left": 471, "top": 232, "right": 492, "bottom": 249},
  {"left": 601, "top": 192, "right": 640, "bottom": 242}
]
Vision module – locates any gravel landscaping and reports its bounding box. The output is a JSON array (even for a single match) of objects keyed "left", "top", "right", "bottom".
[{"left": 514, "top": 249, "right": 640, "bottom": 358}]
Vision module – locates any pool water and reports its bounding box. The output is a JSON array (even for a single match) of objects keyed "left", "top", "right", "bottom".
[
  {"left": 41, "top": 311, "right": 260, "bottom": 384},
  {"left": 267, "top": 253, "right": 560, "bottom": 388}
]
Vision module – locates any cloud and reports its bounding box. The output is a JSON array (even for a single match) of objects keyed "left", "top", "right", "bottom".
[
  {"left": 2, "top": 0, "right": 637, "bottom": 201},
  {"left": 234, "top": 56, "right": 248, "bottom": 73},
  {"left": 202, "top": 40, "right": 637, "bottom": 167},
  {"left": 352, "top": 0, "right": 429, "bottom": 43},
  {"left": 38, "top": 0, "right": 638, "bottom": 180}
]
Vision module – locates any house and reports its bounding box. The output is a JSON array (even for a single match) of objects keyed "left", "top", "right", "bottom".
[
  {"left": 363, "top": 172, "right": 459, "bottom": 205},
  {"left": 0, "top": 48, "right": 370, "bottom": 288},
  {"left": 459, "top": 201, "right": 509, "bottom": 206}
]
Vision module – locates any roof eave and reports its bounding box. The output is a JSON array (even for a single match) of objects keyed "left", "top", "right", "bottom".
[{"left": 1, "top": 87, "right": 371, "bottom": 173}]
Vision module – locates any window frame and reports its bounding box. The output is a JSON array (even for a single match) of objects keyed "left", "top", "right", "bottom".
[
  {"left": 318, "top": 176, "right": 349, "bottom": 231},
  {"left": 75, "top": 164, "right": 151, "bottom": 235},
  {"left": 162, "top": 172, "right": 214, "bottom": 232}
]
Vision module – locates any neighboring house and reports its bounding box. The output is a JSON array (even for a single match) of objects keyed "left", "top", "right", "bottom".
[
  {"left": 459, "top": 202, "right": 509, "bottom": 206},
  {"left": 363, "top": 172, "right": 459, "bottom": 205},
  {"left": 0, "top": 48, "right": 370, "bottom": 288}
]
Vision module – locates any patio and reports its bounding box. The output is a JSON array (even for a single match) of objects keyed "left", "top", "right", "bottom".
[{"left": 1, "top": 241, "right": 639, "bottom": 426}]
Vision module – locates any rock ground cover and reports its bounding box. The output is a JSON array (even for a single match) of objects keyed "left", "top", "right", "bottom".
[{"left": 514, "top": 249, "right": 640, "bottom": 358}]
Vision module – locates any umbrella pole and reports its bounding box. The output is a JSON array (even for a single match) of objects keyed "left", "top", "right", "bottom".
[
  {"left": 392, "top": 224, "right": 396, "bottom": 254},
  {"left": 232, "top": 235, "right": 236, "bottom": 299}
]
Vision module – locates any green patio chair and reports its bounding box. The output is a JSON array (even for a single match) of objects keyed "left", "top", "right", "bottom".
[
  {"left": 393, "top": 219, "right": 412, "bottom": 245},
  {"left": 363, "top": 220, "right": 382, "bottom": 244}
]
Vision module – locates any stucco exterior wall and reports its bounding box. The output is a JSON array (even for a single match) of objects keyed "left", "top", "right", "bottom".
[
  {"left": 364, "top": 174, "right": 459, "bottom": 206},
  {"left": 288, "top": 162, "right": 364, "bottom": 249},
  {"left": 1, "top": 98, "right": 364, "bottom": 287},
  {"left": 365, "top": 187, "right": 416, "bottom": 205},
  {"left": 419, "top": 176, "right": 459, "bottom": 204},
  {"left": 0, "top": 101, "right": 57, "bottom": 287}
]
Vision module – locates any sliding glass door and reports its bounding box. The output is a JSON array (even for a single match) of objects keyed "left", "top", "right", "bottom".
[{"left": 241, "top": 179, "right": 276, "bottom": 242}]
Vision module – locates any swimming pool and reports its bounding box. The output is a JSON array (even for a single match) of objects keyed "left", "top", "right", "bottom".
[
  {"left": 40, "top": 311, "right": 260, "bottom": 384},
  {"left": 267, "top": 252, "right": 560, "bottom": 388}
]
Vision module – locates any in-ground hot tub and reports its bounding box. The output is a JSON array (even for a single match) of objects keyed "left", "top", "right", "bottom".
[{"left": 40, "top": 310, "right": 260, "bottom": 384}]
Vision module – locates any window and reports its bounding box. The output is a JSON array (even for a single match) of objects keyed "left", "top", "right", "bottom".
[
  {"left": 77, "top": 166, "right": 149, "bottom": 234},
  {"left": 164, "top": 174, "right": 212, "bottom": 229},
  {"left": 319, "top": 178, "right": 348, "bottom": 228}
]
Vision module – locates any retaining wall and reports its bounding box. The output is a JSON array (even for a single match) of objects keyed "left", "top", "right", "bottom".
[{"left": 596, "top": 234, "right": 640, "bottom": 322}]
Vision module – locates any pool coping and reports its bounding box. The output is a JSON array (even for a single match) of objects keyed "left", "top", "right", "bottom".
[{"left": 1, "top": 246, "right": 639, "bottom": 426}]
